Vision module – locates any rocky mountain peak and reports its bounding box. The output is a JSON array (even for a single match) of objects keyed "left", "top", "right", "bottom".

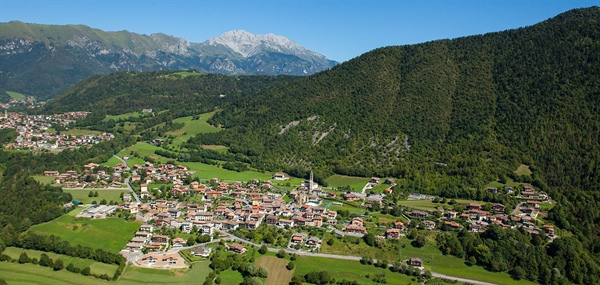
[{"left": 206, "top": 30, "right": 319, "bottom": 59}]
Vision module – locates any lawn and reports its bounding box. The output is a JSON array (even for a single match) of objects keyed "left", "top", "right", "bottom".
[
  {"left": 32, "top": 175, "right": 56, "bottom": 185},
  {"left": 6, "top": 90, "right": 26, "bottom": 100},
  {"left": 4, "top": 247, "right": 118, "bottom": 276},
  {"left": 256, "top": 256, "right": 294, "bottom": 285},
  {"left": 28, "top": 208, "right": 140, "bottom": 253},
  {"left": 64, "top": 189, "right": 126, "bottom": 204},
  {"left": 166, "top": 112, "right": 222, "bottom": 148},
  {"left": 294, "top": 255, "right": 414, "bottom": 284},
  {"left": 325, "top": 175, "right": 370, "bottom": 192}
]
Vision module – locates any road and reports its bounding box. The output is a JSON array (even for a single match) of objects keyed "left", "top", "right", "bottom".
[
  {"left": 511, "top": 202, "right": 525, "bottom": 215},
  {"left": 215, "top": 229, "right": 501, "bottom": 285},
  {"left": 113, "top": 154, "right": 141, "bottom": 204}
]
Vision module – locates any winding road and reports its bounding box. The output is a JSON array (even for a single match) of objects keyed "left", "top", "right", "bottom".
[{"left": 113, "top": 154, "right": 141, "bottom": 204}]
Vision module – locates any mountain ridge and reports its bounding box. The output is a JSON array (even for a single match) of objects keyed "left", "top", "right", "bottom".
[{"left": 0, "top": 21, "right": 337, "bottom": 99}]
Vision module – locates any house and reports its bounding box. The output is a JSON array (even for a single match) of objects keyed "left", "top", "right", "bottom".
[
  {"left": 192, "top": 246, "right": 212, "bottom": 258},
  {"left": 386, "top": 229, "right": 401, "bottom": 239},
  {"left": 467, "top": 203, "right": 482, "bottom": 210},
  {"left": 445, "top": 211, "right": 458, "bottom": 219},
  {"left": 468, "top": 223, "right": 482, "bottom": 233},
  {"left": 151, "top": 234, "right": 169, "bottom": 244},
  {"left": 266, "top": 215, "right": 278, "bottom": 225},
  {"left": 305, "top": 237, "right": 321, "bottom": 247},
  {"left": 139, "top": 252, "right": 185, "bottom": 268},
  {"left": 229, "top": 243, "right": 247, "bottom": 254},
  {"left": 172, "top": 238, "right": 186, "bottom": 247},
  {"left": 278, "top": 219, "right": 294, "bottom": 228},
  {"left": 408, "top": 257, "right": 423, "bottom": 267},
  {"left": 369, "top": 177, "right": 381, "bottom": 184},
  {"left": 343, "top": 225, "right": 367, "bottom": 235},
  {"left": 487, "top": 187, "right": 498, "bottom": 194},
  {"left": 205, "top": 191, "right": 223, "bottom": 200},
  {"left": 422, "top": 220, "right": 436, "bottom": 230},
  {"left": 351, "top": 217, "right": 364, "bottom": 227},
  {"left": 443, "top": 221, "right": 462, "bottom": 230},
  {"left": 526, "top": 200, "right": 541, "bottom": 209},
  {"left": 43, "top": 170, "right": 59, "bottom": 176},
  {"left": 272, "top": 173, "right": 287, "bottom": 180},
  {"left": 291, "top": 234, "right": 305, "bottom": 244},
  {"left": 393, "top": 221, "right": 405, "bottom": 230},
  {"left": 410, "top": 210, "right": 429, "bottom": 219},
  {"left": 492, "top": 203, "right": 506, "bottom": 213},
  {"left": 344, "top": 193, "right": 358, "bottom": 201}
]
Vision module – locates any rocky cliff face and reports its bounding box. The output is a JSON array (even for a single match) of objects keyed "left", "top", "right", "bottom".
[{"left": 0, "top": 22, "right": 337, "bottom": 99}]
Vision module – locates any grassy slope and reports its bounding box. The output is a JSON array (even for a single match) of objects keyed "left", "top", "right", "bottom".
[
  {"left": 28, "top": 208, "right": 140, "bottom": 253},
  {"left": 166, "top": 112, "right": 222, "bottom": 148},
  {"left": 4, "top": 247, "right": 118, "bottom": 276},
  {"left": 32, "top": 175, "right": 56, "bottom": 185},
  {"left": 6, "top": 91, "right": 26, "bottom": 100},
  {"left": 256, "top": 256, "right": 294, "bottom": 285},
  {"left": 294, "top": 255, "right": 414, "bottom": 284},
  {"left": 0, "top": 261, "right": 212, "bottom": 285}
]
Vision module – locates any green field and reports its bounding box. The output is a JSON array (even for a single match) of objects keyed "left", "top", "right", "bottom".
[
  {"left": 6, "top": 90, "right": 26, "bottom": 100},
  {"left": 102, "top": 155, "right": 123, "bottom": 167},
  {"left": 4, "top": 247, "right": 118, "bottom": 276},
  {"left": 182, "top": 161, "right": 272, "bottom": 181},
  {"left": 32, "top": 175, "right": 56, "bottom": 185},
  {"left": 0, "top": 261, "right": 212, "bottom": 285},
  {"left": 397, "top": 198, "right": 486, "bottom": 211},
  {"left": 118, "top": 142, "right": 170, "bottom": 163},
  {"left": 172, "top": 71, "right": 203, "bottom": 77},
  {"left": 62, "top": 128, "right": 103, "bottom": 136},
  {"left": 104, "top": 112, "right": 144, "bottom": 121},
  {"left": 28, "top": 208, "right": 140, "bottom": 253},
  {"left": 166, "top": 112, "right": 222, "bottom": 148},
  {"left": 320, "top": 235, "right": 535, "bottom": 285},
  {"left": 64, "top": 189, "right": 126, "bottom": 204},
  {"left": 515, "top": 164, "right": 533, "bottom": 176},
  {"left": 256, "top": 256, "right": 294, "bottom": 285},
  {"left": 325, "top": 175, "right": 370, "bottom": 192},
  {"left": 294, "top": 255, "right": 414, "bottom": 284}
]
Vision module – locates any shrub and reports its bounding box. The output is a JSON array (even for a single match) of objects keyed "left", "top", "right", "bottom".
[{"left": 286, "top": 261, "right": 295, "bottom": 270}]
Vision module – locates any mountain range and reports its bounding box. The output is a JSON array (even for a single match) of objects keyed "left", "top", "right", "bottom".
[{"left": 0, "top": 22, "right": 337, "bottom": 99}]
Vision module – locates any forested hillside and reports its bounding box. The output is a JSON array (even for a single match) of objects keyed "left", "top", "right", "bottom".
[
  {"left": 193, "top": 7, "right": 599, "bottom": 193},
  {"left": 40, "top": 72, "right": 298, "bottom": 115}
]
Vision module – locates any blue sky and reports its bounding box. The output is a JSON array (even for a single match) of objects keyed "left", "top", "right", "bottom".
[{"left": 0, "top": 0, "right": 597, "bottom": 62}]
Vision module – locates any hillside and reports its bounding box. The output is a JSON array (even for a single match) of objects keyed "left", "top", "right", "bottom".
[
  {"left": 0, "top": 22, "right": 337, "bottom": 99},
  {"left": 40, "top": 71, "right": 299, "bottom": 116},
  {"left": 192, "top": 6, "right": 600, "bottom": 194}
]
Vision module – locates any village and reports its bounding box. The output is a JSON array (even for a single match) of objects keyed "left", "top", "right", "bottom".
[
  {"left": 43, "top": 157, "right": 556, "bottom": 270},
  {"left": 0, "top": 111, "right": 114, "bottom": 151}
]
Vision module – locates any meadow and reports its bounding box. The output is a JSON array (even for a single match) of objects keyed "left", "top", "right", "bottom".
[
  {"left": 32, "top": 175, "right": 56, "bottom": 185},
  {"left": 28, "top": 208, "right": 140, "bottom": 253},
  {"left": 3, "top": 247, "right": 118, "bottom": 276},
  {"left": 166, "top": 112, "right": 222, "bottom": 148},
  {"left": 102, "top": 155, "right": 124, "bottom": 167},
  {"left": 6, "top": 90, "right": 26, "bottom": 100},
  {"left": 64, "top": 189, "right": 125, "bottom": 204},
  {"left": 255, "top": 256, "right": 294, "bottom": 285},
  {"left": 324, "top": 175, "right": 370, "bottom": 192},
  {"left": 0, "top": 261, "right": 213, "bottom": 285}
]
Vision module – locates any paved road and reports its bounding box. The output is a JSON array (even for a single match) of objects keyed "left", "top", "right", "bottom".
[
  {"left": 511, "top": 202, "right": 525, "bottom": 216},
  {"left": 216, "top": 229, "right": 501, "bottom": 285},
  {"left": 113, "top": 154, "right": 141, "bottom": 204}
]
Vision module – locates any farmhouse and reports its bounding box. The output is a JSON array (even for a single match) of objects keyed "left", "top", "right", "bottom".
[
  {"left": 408, "top": 257, "right": 423, "bottom": 267},
  {"left": 229, "top": 243, "right": 247, "bottom": 254}
]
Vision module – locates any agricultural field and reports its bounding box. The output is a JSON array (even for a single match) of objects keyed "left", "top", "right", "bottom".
[
  {"left": 0, "top": 261, "right": 213, "bottom": 285},
  {"left": 0, "top": 262, "right": 109, "bottom": 285},
  {"left": 62, "top": 128, "right": 103, "bottom": 136},
  {"left": 64, "top": 189, "right": 126, "bottom": 204},
  {"left": 255, "top": 256, "right": 294, "bottom": 285},
  {"left": 6, "top": 90, "right": 26, "bottom": 100},
  {"left": 28, "top": 208, "right": 140, "bottom": 253},
  {"left": 3, "top": 247, "right": 118, "bottom": 276},
  {"left": 324, "top": 175, "right": 370, "bottom": 192},
  {"left": 293, "top": 255, "right": 414, "bottom": 285},
  {"left": 397, "top": 198, "right": 487, "bottom": 211}
]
